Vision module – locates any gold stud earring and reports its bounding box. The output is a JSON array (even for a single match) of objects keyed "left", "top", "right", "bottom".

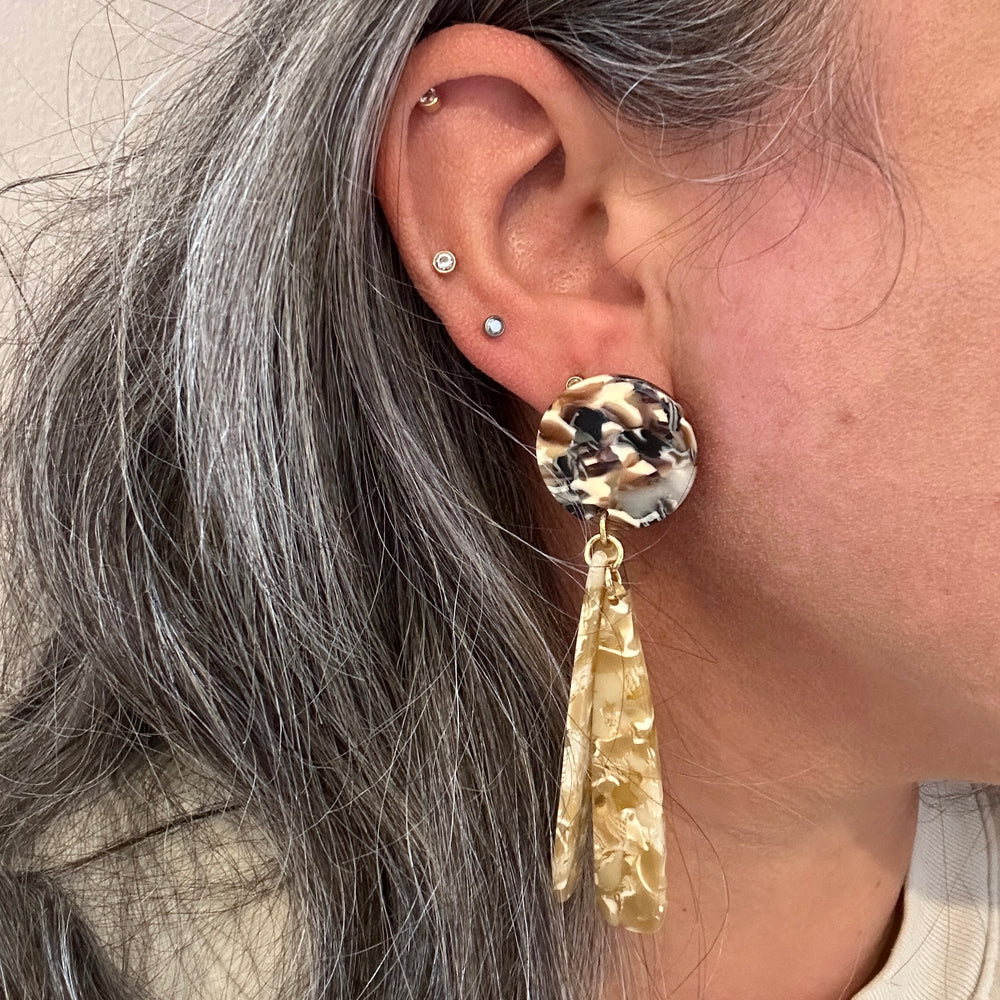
[
  {"left": 537, "top": 374, "right": 698, "bottom": 934},
  {"left": 418, "top": 87, "right": 441, "bottom": 114}
]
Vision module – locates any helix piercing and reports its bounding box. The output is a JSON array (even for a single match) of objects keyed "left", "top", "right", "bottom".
[{"left": 418, "top": 88, "right": 441, "bottom": 114}]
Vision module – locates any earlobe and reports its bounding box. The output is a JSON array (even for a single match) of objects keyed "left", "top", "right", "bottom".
[{"left": 375, "top": 24, "right": 676, "bottom": 413}]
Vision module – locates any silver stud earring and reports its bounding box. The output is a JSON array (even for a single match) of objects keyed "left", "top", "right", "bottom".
[
  {"left": 418, "top": 88, "right": 441, "bottom": 114},
  {"left": 483, "top": 316, "right": 506, "bottom": 338},
  {"left": 432, "top": 250, "right": 457, "bottom": 275}
]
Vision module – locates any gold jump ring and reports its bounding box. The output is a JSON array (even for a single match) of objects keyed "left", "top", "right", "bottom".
[{"left": 584, "top": 532, "right": 624, "bottom": 569}]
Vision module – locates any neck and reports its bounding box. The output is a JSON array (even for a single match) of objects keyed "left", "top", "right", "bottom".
[
  {"left": 590, "top": 522, "right": 920, "bottom": 1000},
  {"left": 615, "top": 776, "right": 916, "bottom": 1000}
]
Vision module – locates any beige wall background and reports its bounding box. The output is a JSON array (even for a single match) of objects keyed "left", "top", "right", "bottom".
[
  {"left": 2, "top": 0, "right": 240, "bottom": 182},
  {"left": 0, "top": 0, "right": 241, "bottom": 337}
]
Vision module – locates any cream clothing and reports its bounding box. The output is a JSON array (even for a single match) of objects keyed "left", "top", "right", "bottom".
[
  {"left": 856, "top": 782, "right": 1000, "bottom": 1000},
  {"left": 42, "top": 756, "right": 294, "bottom": 999}
]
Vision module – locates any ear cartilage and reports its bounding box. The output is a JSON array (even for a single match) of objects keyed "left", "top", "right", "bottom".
[
  {"left": 418, "top": 87, "right": 441, "bottom": 113},
  {"left": 432, "top": 251, "right": 457, "bottom": 275},
  {"left": 483, "top": 316, "right": 506, "bottom": 338}
]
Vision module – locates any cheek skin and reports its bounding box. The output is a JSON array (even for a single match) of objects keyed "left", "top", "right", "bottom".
[{"left": 670, "top": 142, "right": 1000, "bottom": 755}]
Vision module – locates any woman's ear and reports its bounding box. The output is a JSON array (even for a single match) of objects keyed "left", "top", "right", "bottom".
[{"left": 374, "top": 24, "right": 679, "bottom": 413}]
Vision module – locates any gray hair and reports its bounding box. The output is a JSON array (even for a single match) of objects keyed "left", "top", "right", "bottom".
[{"left": 0, "top": 1, "right": 848, "bottom": 997}]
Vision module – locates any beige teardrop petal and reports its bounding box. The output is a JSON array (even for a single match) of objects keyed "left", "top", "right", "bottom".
[
  {"left": 551, "top": 557, "right": 608, "bottom": 901},
  {"left": 589, "top": 584, "right": 667, "bottom": 933}
]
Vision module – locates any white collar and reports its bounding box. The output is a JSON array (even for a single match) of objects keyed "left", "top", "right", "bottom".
[{"left": 855, "top": 782, "right": 1000, "bottom": 999}]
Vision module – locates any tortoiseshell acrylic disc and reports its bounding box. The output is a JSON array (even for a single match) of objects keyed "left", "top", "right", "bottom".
[{"left": 536, "top": 374, "right": 697, "bottom": 528}]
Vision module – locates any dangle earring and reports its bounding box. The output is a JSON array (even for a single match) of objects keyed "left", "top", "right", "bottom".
[{"left": 537, "top": 374, "right": 697, "bottom": 934}]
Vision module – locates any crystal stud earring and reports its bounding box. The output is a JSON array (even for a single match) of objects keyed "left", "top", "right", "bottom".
[
  {"left": 483, "top": 316, "right": 506, "bottom": 338},
  {"left": 432, "top": 250, "right": 457, "bottom": 275}
]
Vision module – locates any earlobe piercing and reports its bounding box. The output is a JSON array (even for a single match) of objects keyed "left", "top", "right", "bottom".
[
  {"left": 432, "top": 250, "right": 457, "bottom": 275},
  {"left": 483, "top": 316, "right": 506, "bottom": 338},
  {"left": 418, "top": 87, "right": 441, "bottom": 114}
]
